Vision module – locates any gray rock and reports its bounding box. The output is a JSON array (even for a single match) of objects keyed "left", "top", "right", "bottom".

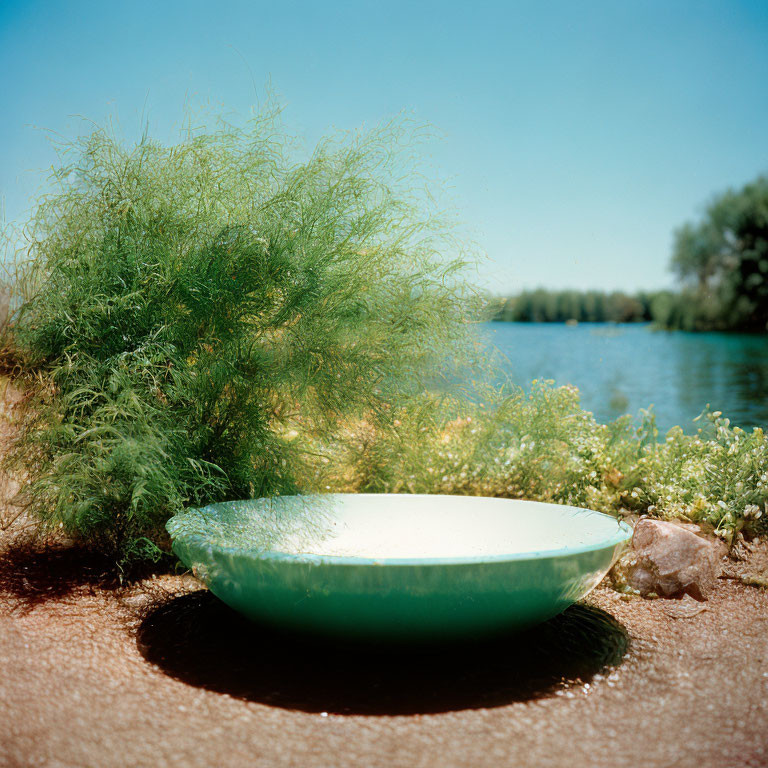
[{"left": 613, "top": 518, "right": 722, "bottom": 600}]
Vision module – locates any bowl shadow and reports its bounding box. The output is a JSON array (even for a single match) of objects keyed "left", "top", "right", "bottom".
[{"left": 137, "top": 590, "right": 628, "bottom": 715}]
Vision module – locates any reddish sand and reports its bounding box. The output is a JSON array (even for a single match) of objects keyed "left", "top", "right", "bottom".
[{"left": 1, "top": 533, "right": 767, "bottom": 768}]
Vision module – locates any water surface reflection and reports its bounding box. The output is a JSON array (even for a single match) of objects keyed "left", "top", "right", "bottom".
[{"left": 487, "top": 323, "right": 768, "bottom": 430}]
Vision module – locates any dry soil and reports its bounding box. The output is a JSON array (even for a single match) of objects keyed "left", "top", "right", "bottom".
[{"left": 0, "top": 533, "right": 767, "bottom": 768}]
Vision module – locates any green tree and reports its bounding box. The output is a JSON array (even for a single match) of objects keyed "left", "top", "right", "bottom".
[
  {"left": 672, "top": 175, "right": 768, "bottom": 331},
  {"left": 582, "top": 290, "right": 606, "bottom": 322},
  {"left": 556, "top": 290, "right": 581, "bottom": 321}
]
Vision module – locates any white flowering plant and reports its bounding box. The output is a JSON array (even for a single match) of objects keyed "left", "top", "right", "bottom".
[{"left": 303, "top": 381, "right": 768, "bottom": 543}]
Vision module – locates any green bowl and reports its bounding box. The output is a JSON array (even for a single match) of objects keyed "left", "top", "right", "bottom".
[{"left": 167, "top": 494, "right": 631, "bottom": 640}]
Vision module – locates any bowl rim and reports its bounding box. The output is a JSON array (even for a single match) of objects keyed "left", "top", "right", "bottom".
[{"left": 168, "top": 493, "right": 634, "bottom": 567}]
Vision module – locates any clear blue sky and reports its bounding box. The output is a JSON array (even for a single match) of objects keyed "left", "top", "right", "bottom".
[{"left": 2, "top": 0, "right": 767, "bottom": 292}]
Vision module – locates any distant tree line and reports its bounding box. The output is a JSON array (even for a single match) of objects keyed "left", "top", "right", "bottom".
[
  {"left": 494, "top": 289, "right": 673, "bottom": 324},
  {"left": 495, "top": 175, "right": 768, "bottom": 331}
]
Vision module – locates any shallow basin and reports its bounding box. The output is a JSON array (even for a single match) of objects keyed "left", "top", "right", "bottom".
[{"left": 167, "top": 494, "right": 632, "bottom": 639}]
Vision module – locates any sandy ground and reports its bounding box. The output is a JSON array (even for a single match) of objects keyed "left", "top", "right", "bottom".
[{"left": 0, "top": 534, "right": 767, "bottom": 768}]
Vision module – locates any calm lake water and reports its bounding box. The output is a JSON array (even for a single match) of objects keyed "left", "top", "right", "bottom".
[{"left": 484, "top": 322, "right": 768, "bottom": 432}]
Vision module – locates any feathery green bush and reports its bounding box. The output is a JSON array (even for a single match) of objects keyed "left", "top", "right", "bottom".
[{"left": 3, "top": 108, "right": 484, "bottom": 565}]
